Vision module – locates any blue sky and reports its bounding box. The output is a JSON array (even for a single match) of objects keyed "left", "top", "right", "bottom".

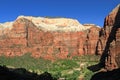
[{"left": 0, "top": 0, "right": 120, "bottom": 27}]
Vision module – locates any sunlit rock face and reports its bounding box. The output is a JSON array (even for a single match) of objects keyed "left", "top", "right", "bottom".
[
  {"left": 0, "top": 16, "right": 101, "bottom": 60},
  {"left": 17, "top": 16, "right": 87, "bottom": 32},
  {"left": 97, "top": 4, "right": 120, "bottom": 71}
]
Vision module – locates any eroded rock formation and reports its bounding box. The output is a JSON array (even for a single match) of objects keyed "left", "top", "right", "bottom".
[
  {"left": 0, "top": 16, "right": 100, "bottom": 60},
  {"left": 97, "top": 4, "right": 120, "bottom": 71}
]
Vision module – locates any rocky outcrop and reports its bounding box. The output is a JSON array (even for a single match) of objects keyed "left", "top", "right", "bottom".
[
  {"left": 17, "top": 16, "right": 87, "bottom": 32},
  {"left": 97, "top": 4, "right": 120, "bottom": 71},
  {"left": 0, "top": 16, "right": 100, "bottom": 60},
  {"left": 84, "top": 24, "right": 100, "bottom": 55}
]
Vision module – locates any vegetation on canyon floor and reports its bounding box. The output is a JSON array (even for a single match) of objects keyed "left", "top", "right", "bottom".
[{"left": 0, "top": 53, "right": 100, "bottom": 80}]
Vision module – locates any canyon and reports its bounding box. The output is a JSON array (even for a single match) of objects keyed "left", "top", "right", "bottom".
[{"left": 0, "top": 4, "right": 120, "bottom": 71}]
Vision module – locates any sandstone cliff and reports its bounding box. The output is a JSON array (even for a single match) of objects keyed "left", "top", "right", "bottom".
[
  {"left": 97, "top": 4, "right": 120, "bottom": 71},
  {"left": 0, "top": 16, "right": 100, "bottom": 60}
]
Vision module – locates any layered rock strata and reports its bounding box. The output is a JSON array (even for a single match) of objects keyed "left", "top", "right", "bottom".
[{"left": 0, "top": 16, "right": 100, "bottom": 60}]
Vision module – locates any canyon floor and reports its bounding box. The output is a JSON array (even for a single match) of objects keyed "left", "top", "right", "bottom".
[{"left": 0, "top": 53, "right": 100, "bottom": 80}]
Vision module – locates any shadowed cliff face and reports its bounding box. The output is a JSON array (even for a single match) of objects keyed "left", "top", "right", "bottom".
[
  {"left": 90, "top": 5, "right": 120, "bottom": 80},
  {"left": 97, "top": 4, "right": 120, "bottom": 71}
]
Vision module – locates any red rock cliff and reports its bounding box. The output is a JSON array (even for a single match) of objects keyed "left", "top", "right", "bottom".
[
  {"left": 97, "top": 4, "right": 120, "bottom": 71},
  {"left": 0, "top": 17, "right": 100, "bottom": 60}
]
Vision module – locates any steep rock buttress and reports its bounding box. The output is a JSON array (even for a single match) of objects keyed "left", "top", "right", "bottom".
[{"left": 97, "top": 4, "right": 120, "bottom": 70}]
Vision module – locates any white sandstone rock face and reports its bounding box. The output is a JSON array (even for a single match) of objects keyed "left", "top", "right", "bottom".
[
  {"left": 17, "top": 16, "right": 92, "bottom": 32},
  {"left": 0, "top": 22, "right": 13, "bottom": 30},
  {"left": 83, "top": 24, "right": 101, "bottom": 29},
  {"left": 0, "top": 16, "right": 96, "bottom": 32}
]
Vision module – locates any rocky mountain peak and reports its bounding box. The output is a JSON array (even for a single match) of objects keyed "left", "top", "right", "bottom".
[
  {"left": 16, "top": 15, "right": 91, "bottom": 32},
  {"left": 104, "top": 4, "right": 120, "bottom": 27},
  {"left": 109, "top": 4, "right": 120, "bottom": 15}
]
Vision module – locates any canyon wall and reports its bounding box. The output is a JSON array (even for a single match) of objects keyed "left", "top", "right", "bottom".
[
  {"left": 0, "top": 16, "right": 100, "bottom": 60},
  {"left": 97, "top": 4, "right": 120, "bottom": 70}
]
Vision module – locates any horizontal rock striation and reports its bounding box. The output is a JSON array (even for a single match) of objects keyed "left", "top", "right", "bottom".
[{"left": 0, "top": 16, "right": 100, "bottom": 60}]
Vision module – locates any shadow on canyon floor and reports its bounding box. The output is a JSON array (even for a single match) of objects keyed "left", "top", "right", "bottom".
[
  {"left": 0, "top": 65, "right": 55, "bottom": 80},
  {"left": 87, "top": 64, "right": 103, "bottom": 72},
  {"left": 90, "top": 68, "right": 120, "bottom": 80}
]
